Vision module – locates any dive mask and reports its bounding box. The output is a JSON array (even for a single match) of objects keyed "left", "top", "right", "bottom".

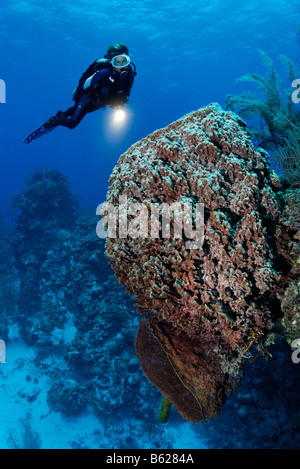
[{"left": 111, "top": 54, "right": 131, "bottom": 71}]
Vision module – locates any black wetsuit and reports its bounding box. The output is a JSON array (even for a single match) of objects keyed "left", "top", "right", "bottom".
[{"left": 46, "top": 60, "right": 136, "bottom": 129}]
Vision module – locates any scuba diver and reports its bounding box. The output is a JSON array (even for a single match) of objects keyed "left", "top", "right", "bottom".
[{"left": 23, "top": 43, "right": 136, "bottom": 143}]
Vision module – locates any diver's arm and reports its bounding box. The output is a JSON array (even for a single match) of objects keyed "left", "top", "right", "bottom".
[
  {"left": 121, "top": 64, "right": 135, "bottom": 99},
  {"left": 72, "top": 61, "right": 96, "bottom": 101},
  {"left": 72, "top": 59, "right": 109, "bottom": 101},
  {"left": 115, "top": 69, "right": 135, "bottom": 104},
  {"left": 83, "top": 68, "right": 111, "bottom": 91}
]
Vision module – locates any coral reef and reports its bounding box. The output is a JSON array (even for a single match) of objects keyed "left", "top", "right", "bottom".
[
  {"left": 272, "top": 133, "right": 300, "bottom": 345},
  {"left": 12, "top": 169, "right": 79, "bottom": 334},
  {"left": 0, "top": 207, "right": 13, "bottom": 273},
  {"left": 11, "top": 176, "right": 157, "bottom": 420},
  {"left": 279, "top": 226, "right": 300, "bottom": 342},
  {"left": 47, "top": 379, "right": 88, "bottom": 416},
  {"left": 225, "top": 48, "right": 300, "bottom": 354},
  {"left": 0, "top": 207, "right": 19, "bottom": 340},
  {"left": 3, "top": 163, "right": 299, "bottom": 446},
  {"left": 104, "top": 103, "right": 296, "bottom": 422}
]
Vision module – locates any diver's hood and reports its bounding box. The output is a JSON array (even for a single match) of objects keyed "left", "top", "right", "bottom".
[{"left": 111, "top": 54, "right": 131, "bottom": 71}]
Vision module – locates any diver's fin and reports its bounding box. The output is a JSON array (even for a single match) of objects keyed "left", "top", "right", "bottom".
[{"left": 23, "top": 123, "right": 57, "bottom": 144}]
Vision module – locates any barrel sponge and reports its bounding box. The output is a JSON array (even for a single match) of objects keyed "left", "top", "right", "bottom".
[{"left": 104, "top": 103, "right": 295, "bottom": 422}]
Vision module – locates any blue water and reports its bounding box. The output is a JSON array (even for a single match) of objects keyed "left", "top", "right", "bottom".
[
  {"left": 1, "top": 0, "right": 299, "bottom": 216},
  {"left": 0, "top": 0, "right": 299, "bottom": 450}
]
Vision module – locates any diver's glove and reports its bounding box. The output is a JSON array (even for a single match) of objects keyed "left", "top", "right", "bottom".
[{"left": 109, "top": 93, "right": 128, "bottom": 109}]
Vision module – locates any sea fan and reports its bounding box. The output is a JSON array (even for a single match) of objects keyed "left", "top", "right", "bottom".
[
  {"left": 225, "top": 51, "right": 300, "bottom": 151},
  {"left": 275, "top": 129, "right": 300, "bottom": 229},
  {"left": 275, "top": 130, "right": 300, "bottom": 186}
]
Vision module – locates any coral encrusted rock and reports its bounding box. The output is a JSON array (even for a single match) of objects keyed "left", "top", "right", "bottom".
[{"left": 103, "top": 103, "right": 295, "bottom": 423}]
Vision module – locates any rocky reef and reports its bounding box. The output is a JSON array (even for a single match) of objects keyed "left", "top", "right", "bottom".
[{"left": 104, "top": 103, "right": 298, "bottom": 423}]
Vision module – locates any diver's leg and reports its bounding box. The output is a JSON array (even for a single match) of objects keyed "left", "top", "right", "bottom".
[
  {"left": 42, "top": 96, "right": 87, "bottom": 130},
  {"left": 61, "top": 106, "right": 74, "bottom": 118},
  {"left": 43, "top": 95, "right": 97, "bottom": 130},
  {"left": 42, "top": 106, "right": 75, "bottom": 129},
  {"left": 55, "top": 95, "right": 96, "bottom": 129}
]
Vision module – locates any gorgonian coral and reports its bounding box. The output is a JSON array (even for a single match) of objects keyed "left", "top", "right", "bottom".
[{"left": 225, "top": 51, "right": 300, "bottom": 151}]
